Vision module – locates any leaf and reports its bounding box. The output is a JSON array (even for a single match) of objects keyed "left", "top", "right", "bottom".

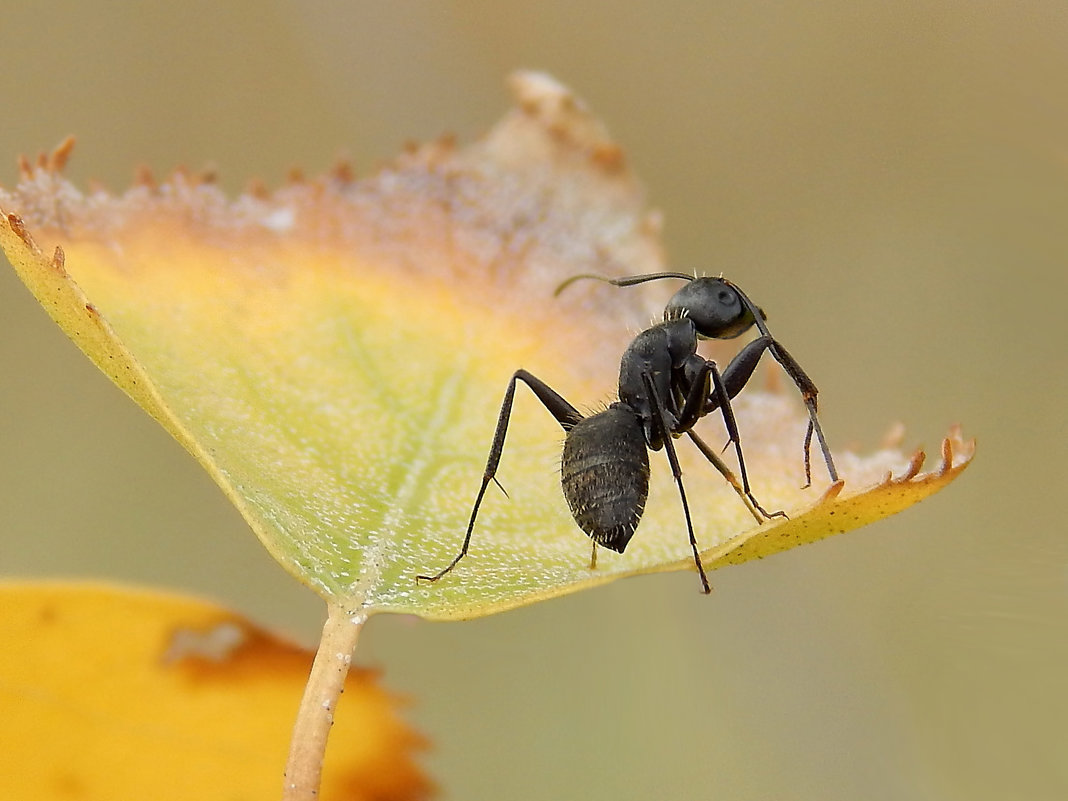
[
  {"left": 0, "top": 73, "right": 973, "bottom": 619},
  {"left": 0, "top": 581, "right": 430, "bottom": 801}
]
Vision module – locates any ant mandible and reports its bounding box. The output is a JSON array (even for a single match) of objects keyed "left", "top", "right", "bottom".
[{"left": 417, "top": 272, "right": 839, "bottom": 594}]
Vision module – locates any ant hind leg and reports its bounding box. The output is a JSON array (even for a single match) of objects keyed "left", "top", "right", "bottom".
[{"left": 417, "top": 369, "right": 583, "bottom": 584}]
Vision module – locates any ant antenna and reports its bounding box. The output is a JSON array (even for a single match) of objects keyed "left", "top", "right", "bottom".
[{"left": 554, "top": 272, "right": 695, "bottom": 296}]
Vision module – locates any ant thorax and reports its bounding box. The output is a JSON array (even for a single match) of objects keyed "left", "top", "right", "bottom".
[{"left": 617, "top": 319, "right": 699, "bottom": 444}]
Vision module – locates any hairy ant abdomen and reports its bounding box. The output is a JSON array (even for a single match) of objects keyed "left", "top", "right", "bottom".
[{"left": 561, "top": 403, "right": 650, "bottom": 553}]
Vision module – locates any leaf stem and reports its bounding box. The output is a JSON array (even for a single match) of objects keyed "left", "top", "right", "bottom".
[{"left": 282, "top": 602, "right": 366, "bottom": 801}]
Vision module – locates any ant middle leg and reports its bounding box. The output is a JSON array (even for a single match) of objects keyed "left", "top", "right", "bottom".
[
  {"left": 642, "top": 372, "right": 712, "bottom": 594},
  {"left": 675, "top": 356, "right": 783, "bottom": 521},
  {"left": 707, "top": 363, "right": 787, "bottom": 520},
  {"left": 417, "top": 369, "right": 583, "bottom": 584},
  {"left": 684, "top": 429, "right": 766, "bottom": 524}
]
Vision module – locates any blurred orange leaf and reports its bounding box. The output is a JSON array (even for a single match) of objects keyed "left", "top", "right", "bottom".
[
  {"left": 0, "top": 73, "right": 972, "bottom": 619},
  {"left": 0, "top": 582, "right": 430, "bottom": 801}
]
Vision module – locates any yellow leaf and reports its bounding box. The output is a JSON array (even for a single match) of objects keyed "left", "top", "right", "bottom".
[
  {"left": 0, "top": 581, "right": 430, "bottom": 801},
  {"left": 0, "top": 73, "right": 973, "bottom": 619}
]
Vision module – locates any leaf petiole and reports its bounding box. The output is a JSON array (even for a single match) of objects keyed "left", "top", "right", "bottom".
[{"left": 282, "top": 603, "right": 367, "bottom": 801}]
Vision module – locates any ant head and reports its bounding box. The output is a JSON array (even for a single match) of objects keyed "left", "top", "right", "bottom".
[
  {"left": 553, "top": 271, "right": 769, "bottom": 340},
  {"left": 665, "top": 277, "right": 764, "bottom": 339}
]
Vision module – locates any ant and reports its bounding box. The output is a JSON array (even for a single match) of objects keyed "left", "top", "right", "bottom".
[{"left": 417, "top": 272, "right": 839, "bottom": 594}]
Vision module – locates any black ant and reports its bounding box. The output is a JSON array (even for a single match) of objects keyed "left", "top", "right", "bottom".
[{"left": 417, "top": 272, "right": 839, "bottom": 594}]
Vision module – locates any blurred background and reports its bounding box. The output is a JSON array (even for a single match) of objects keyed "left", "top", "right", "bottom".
[{"left": 1, "top": 2, "right": 1065, "bottom": 799}]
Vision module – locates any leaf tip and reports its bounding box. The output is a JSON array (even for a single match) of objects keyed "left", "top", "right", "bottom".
[
  {"left": 941, "top": 424, "right": 975, "bottom": 474},
  {"left": 507, "top": 69, "right": 628, "bottom": 173},
  {"left": 901, "top": 448, "right": 926, "bottom": 481},
  {"left": 16, "top": 153, "right": 33, "bottom": 180},
  {"left": 6, "top": 213, "right": 35, "bottom": 249},
  {"left": 13, "top": 136, "right": 77, "bottom": 180},
  {"left": 134, "top": 163, "right": 158, "bottom": 189},
  {"left": 819, "top": 479, "right": 846, "bottom": 503},
  {"left": 329, "top": 157, "right": 356, "bottom": 185},
  {"left": 888, "top": 425, "right": 975, "bottom": 489},
  {"left": 51, "top": 245, "right": 66, "bottom": 274},
  {"left": 48, "top": 136, "right": 77, "bottom": 173}
]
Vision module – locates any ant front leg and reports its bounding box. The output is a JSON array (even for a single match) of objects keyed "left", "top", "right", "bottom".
[
  {"left": 715, "top": 337, "right": 839, "bottom": 486},
  {"left": 417, "top": 369, "right": 583, "bottom": 584},
  {"left": 764, "top": 340, "right": 838, "bottom": 486}
]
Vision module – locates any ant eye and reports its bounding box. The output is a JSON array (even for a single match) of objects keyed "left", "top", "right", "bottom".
[{"left": 717, "top": 289, "right": 734, "bottom": 304}]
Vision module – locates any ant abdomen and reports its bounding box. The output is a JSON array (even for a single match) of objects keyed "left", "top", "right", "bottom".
[{"left": 561, "top": 403, "right": 650, "bottom": 553}]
